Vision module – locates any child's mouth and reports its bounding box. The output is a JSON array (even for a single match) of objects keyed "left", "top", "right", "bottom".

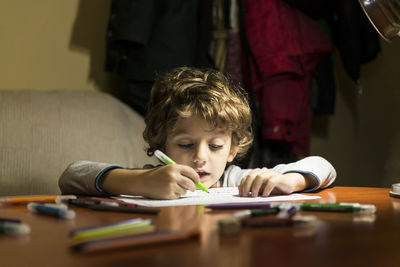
[{"left": 197, "top": 171, "right": 210, "bottom": 180}]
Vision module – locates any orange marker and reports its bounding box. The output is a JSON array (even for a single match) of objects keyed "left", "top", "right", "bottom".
[{"left": 0, "top": 195, "right": 76, "bottom": 205}]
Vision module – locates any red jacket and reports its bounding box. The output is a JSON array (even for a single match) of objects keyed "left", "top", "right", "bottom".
[{"left": 243, "top": 0, "right": 333, "bottom": 156}]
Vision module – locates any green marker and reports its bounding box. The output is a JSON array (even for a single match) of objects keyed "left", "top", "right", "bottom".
[{"left": 154, "top": 150, "right": 209, "bottom": 193}]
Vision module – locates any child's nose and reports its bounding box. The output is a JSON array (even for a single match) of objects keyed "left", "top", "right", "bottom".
[{"left": 193, "top": 144, "right": 208, "bottom": 165}]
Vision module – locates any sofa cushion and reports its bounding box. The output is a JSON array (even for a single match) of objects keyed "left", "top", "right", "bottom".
[{"left": 0, "top": 90, "right": 157, "bottom": 196}]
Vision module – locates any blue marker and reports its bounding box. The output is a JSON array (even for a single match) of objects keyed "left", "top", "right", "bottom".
[{"left": 28, "top": 203, "right": 76, "bottom": 219}]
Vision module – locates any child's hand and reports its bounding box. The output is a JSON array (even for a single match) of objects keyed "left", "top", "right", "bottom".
[
  {"left": 238, "top": 168, "right": 308, "bottom": 197},
  {"left": 136, "top": 164, "right": 200, "bottom": 200},
  {"left": 103, "top": 164, "right": 200, "bottom": 200}
]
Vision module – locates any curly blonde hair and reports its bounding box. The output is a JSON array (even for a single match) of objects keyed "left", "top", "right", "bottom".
[{"left": 143, "top": 67, "right": 253, "bottom": 159}]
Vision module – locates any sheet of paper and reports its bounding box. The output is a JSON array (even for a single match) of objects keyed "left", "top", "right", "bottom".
[{"left": 115, "top": 187, "right": 320, "bottom": 207}]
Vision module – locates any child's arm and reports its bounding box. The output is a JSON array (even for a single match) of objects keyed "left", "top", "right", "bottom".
[
  {"left": 234, "top": 156, "right": 336, "bottom": 197},
  {"left": 59, "top": 161, "right": 199, "bottom": 199},
  {"left": 59, "top": 161, "right": 122, "bottom": 196}
]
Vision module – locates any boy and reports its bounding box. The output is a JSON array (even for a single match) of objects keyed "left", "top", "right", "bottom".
[{"left": 59, "top": 67, "right": 336, "bottom": 199}]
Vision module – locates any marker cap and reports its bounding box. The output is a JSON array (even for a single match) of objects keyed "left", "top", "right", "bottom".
[
  {"left": 0, "top": 222, "right": 31, "bottom": 235},
  {"left": 390, "top": 183, "right": 400, "bottom": 198}
]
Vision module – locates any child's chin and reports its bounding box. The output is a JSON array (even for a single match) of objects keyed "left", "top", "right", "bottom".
[
  {"left": 199, "top": 175, "right": 211, "bottom": 181},
  {"left": 200, "top": 178, "right": 214, "bottom": 187}
]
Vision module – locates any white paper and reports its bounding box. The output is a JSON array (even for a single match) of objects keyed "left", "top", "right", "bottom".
[{"left": 115, "top": 187, "right": 320, "bottom": 207}]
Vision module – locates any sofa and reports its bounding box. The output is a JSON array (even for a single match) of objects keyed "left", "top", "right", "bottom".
[{"left": 0, "top": 90, "right": 158, "bottom": 196}]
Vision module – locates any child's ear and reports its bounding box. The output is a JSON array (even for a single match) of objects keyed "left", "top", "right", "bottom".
[{"left": 227, "top": 145, "right": 239, "bottom": 163}]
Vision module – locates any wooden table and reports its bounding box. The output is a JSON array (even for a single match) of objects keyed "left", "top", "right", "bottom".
[{"left": 1, "top": 186, "right": 399, "bottom": 267}]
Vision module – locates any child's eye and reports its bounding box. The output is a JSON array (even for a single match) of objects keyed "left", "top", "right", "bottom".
[
  {"left": 178, "top": 144, "right": 193, "bottom": 149},
  {"left": 209, "top": 144, "right": 223, "bottom": 150}
]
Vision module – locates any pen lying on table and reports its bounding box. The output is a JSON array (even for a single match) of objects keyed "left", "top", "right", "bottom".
[
  {"left": 88, "top": 204, "right": 160, "bottom": 215},
  {"left": 0, "top": 217, "right": 22, "bottom": 224},
  {"left": 70, "top": 218, "right": 155, "bottom": 243},
  {"left": 57, "top": 197, "right": 139, "bottom": 208},
  {"left": 59, "top": 198, "right": 118, "bottom": 208},
  {"left": 0, "top": 195, "right": 76, "bottom": 205},
  {"left": 87, "top": 196, "right": 138, "bottom": 207},
  {"left": 58, "top": 198, "right": 160, "bottom": 215},
  {"left": 0, "top": 220, "right": 31, "bottom": 235},
  {"left": 298, "top": 202, "right": 376, "bottom": 213},
  {"left": 28, "top": 203, "right": 76, "bottom": 219}
]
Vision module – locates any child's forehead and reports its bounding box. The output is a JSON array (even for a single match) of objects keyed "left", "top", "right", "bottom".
[{"left": 171, "top": 115, "right": 230, "bottom": 135}]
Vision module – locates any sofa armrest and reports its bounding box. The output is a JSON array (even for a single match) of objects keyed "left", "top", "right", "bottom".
[{"left": 0, "top": 90, "right": 157, "bottom": 196}]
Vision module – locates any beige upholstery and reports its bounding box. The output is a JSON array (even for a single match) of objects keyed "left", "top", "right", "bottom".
[{"left": 0, "top": 90, "right": 157, "bottom": 196}]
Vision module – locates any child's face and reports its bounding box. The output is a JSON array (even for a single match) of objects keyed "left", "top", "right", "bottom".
[{"left": 165, "top": 115, "right": 238, "bottom": 188}]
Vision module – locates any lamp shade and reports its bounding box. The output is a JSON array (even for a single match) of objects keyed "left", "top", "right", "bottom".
[{"left": 359, "top": 0, "right": 400, "bottom": 41}]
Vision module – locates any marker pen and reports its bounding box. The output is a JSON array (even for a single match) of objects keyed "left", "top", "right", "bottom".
[
  {"left": 70, "top": 218, "right": 154, "bottom": 241},
  {"left": 69, "top": 218, "right": 147, "bottom": 236},
  {"left": 206, "top": 202, "right": 271, "bottom": 209},
  {"left": 28, "top": 202, "right": 76, "bottom": 219},
  {"left": 299, "top": 202, "right": 376, "bottom": 213},
  {"left": 241, "top": 215, "right": 316, "bottom": 228},
  {"left": 88, "top": 204, "right": 160, "bottom": 215},
  {"left": 233, "top": 207, "right": 280, "bottom": 219},
  {"left": 87, "top": 197, "right": 138, "bottom": 207},
  {"left": 277, "top": 204, "right": 299, "bottom": 218},
  {"left": 154, "top": 150, "right": 209, "bottom": 193},
  {"left": 58, "top": 198, "right": 119, "bottom": 208},
  {"left": 0, "top": 195, "right": 76, "bottom": 205},
  {"left": 0, "top": 221, "right": 31, "bottom": 235},
  {"left": 71, "top": 229, "right": 198, "bottom": 253},
  {"left": 0, "top": 217, "right": 22, "bottom": 224}
]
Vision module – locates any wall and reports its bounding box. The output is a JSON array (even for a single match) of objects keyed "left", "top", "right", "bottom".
[
  {"left": 311, "top": 39, "right": 400, "bottom": 187},
  {"left": 0, "top": 0, "right": 113, "bottom": 91},
  {"left": 1, "top": 1, "right": 400, "bottom": 187}
]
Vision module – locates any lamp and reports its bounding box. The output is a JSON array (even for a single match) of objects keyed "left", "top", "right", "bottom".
[{"left": 359, "top": 0, "right": 400, "bottom": 41}]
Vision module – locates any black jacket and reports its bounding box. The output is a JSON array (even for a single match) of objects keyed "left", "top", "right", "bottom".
[{"left": 105, "top": 0, "right": 214, "bottom": 81}]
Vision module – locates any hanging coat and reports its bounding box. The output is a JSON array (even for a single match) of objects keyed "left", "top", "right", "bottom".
[{"left": 243, "top": 0, "right": 334, "bottom": 156}]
